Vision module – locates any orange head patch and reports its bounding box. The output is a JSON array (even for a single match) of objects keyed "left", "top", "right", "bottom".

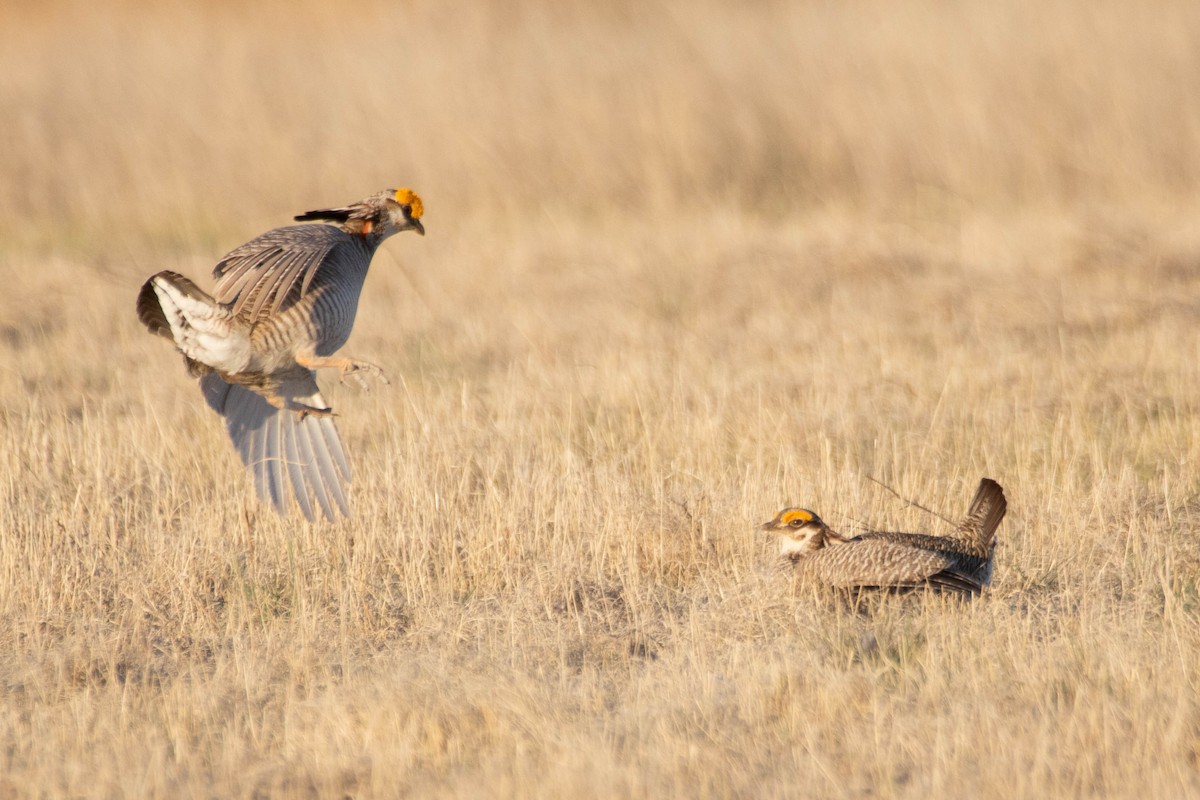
[
  {"left": 761, "top": 507, "right": 823, "bottom": 532},
  {"left": 394, "top": 188, "right": 424, "bottom": 218},
  {"left": 780, "top": 509, "right": 816, "bottom": 526}
]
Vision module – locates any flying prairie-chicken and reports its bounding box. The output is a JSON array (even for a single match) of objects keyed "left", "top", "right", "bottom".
[
  {"left": 760, "top": 478, "right": 1006, "bottom": 597},
  {"left": 136, "top": 189, "right": 425, "bottom": 521}
]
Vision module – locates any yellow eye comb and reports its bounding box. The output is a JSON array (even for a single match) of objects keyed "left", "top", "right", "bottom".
[{"left": 393, "top": 188, "right": 424, "bottom": 219}]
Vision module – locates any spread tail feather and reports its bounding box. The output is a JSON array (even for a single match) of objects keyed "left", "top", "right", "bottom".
[
  {"left": 201, "top": 373, "right": 351, "bottom": 521},
  {"left": 137, "top": 271, "right": 251, "bottom": 375},
  {"left": 956, "top": 478, "right": 1007, "bottom": 551}
]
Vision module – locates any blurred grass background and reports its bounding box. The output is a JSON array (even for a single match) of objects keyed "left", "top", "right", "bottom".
[
  {"left": 5, "top": 0, "right": 1200, "bottom": 252},
  {"left": 2, "top": 1, "right": 1200, "bottom": 797}
]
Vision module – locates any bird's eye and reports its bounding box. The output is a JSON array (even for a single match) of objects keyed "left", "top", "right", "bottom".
[
  {"left": 789, "top": 519, "right": 805, "bottom": 528},
  {"left": 401, "top": 204, "right": 412, "bottom": 216}
]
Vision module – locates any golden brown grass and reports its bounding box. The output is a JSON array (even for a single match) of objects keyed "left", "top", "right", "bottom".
[{"left": 3, "top": 1, "right": 1200, "bottom": 797}]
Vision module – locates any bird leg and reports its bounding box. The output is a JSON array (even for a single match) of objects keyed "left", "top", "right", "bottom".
[
  {"left": 294, "top": 404, "right": 335, "bottom": 420},
  {"left": 295, "top": 354, "right": 390, "bottom": 390},
  {"left": 260, "top": 390, "right": 335, "bottom": 419}
]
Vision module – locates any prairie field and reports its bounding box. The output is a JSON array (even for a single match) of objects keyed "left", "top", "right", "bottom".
[{"left": 4, "top": 1, "right": 1200, "bottom": 797}]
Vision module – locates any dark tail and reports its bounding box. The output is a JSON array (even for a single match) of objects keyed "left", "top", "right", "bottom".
[
  {"left": 137, "top": 271, "right": 216, "bottom": 377},
  {"left": 136, "top": 272, "right": 173, "bottom": 338},
  {"left": 927, "top": 569, "right": 984, "bottom": 597},
  {"left": 958, "top": 478, "right": 1007, "bottom": 550},
  {"left": 136, "top": 271, "right": 212, "bottom": 335}
]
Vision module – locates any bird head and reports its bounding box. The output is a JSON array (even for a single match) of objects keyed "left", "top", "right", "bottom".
[
  {"left": 383, "top": 188, "right": 425, "bottom": 237},
  {"left": 759, "top": 507, "right": 834, "bottom": 558},
  {"left": 294, "top": 188, "right": 425, "bottom": 238}
]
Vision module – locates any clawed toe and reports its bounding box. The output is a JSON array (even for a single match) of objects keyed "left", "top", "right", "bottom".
[
  {"left": 292, "top": 402, "right": 335, "bottom": 420},
  {"left": 339, "top": 360, "right": 389, "bottom": 390}
]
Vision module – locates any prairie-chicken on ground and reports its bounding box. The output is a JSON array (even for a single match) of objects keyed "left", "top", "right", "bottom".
[
  {"left": 136, "top": 189, "right": 425, "bottom": 520},
  {"left": 760, "top": 478, "right": 1006, "bottom": 597}
]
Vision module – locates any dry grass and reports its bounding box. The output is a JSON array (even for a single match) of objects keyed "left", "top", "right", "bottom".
[{"left": 3, "top": 1, "right": 1200, "bottom": 797}]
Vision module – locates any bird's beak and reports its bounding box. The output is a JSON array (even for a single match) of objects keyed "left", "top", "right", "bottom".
[
  {"left": 411, "top": 218, "right": 425, "bottom": 236},
  {"left": 759, "top": 520, "right": 776, "bottom": 533}
]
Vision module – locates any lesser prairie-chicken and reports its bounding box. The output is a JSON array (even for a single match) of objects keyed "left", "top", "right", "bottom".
[
  {"left": 760, "top": 478, "right": 1006, "bottom": 596},
  {"left": 136, "top": 189, "right": 425, "bottom": 520}
]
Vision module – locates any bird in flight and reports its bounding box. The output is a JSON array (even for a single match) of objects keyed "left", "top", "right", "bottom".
[{"left": 136, "top": 188, "right": 425, "bottom": 520}]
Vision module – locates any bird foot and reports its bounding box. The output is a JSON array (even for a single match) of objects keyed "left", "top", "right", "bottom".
[
  {"left": 339, "top": 359, "right": 390, "bottom": 391},
  {"left": 291, "top": 402, "right": 335, "bottom": 420}
]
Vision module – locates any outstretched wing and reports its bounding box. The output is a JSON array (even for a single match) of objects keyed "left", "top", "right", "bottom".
[
  {"left": 200, "top": 373, "right": 351, "bottom": 521},
  {"left": 211, "top": 224, "right": 350, "bottom": 323}
]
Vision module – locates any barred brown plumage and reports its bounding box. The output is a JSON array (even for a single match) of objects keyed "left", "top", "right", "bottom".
[
  {"left": 135, "top": 189, "right": 426, "bottom": 520},
  {"left": 760, "top": 478, "right": 1006, "bottom": 597}
]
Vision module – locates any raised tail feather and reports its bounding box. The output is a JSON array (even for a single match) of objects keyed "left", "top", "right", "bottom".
[
  {"left": 136, "top": 271, "right": 250, "bottom": 376},
  {"left": 201, "top": 374, "right": 351, "bottom": 521},
  {"left": 136, "top": 276, "right": 176, "bottom": 340},
  {"left": 956, "top": 478, "right": 1007, "bottom": 551}
]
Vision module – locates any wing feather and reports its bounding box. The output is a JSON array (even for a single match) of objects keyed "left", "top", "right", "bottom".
[
  {"left": 262, "top": 404, "right": 288, "bottom": 514},
  {"left": 219, "top": 246, "right": 280, "bottom": 304},
  {"left": 810, "top": 540, "right": 960, "bottom": 588},
  {"left": 198, "top": 373, "right": 350, "bottom": 521},
  {"left": 250, "top": 411, "right": 271, "bottom": 508},
  {"left": 317, "top": 415, "right": 352, "bottom": 482},
  {"left": 291, "top": 417, "right": 335, "bottom": 520},
  {"left": 211, "top": 225, "right": 351, "bottom": 323},
  {"left": 310, "top": 417, "right": 350, "bottom": 517},
  {"left": 281, "top": 413, "right": 315, "bottom": 522},
  {"left": 267, "top": 250, "right": 310, "bottom": 316}
]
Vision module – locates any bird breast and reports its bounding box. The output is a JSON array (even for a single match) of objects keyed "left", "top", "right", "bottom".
[{"left": 246, "top": 277, "right": 365, "bottom": 370}]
